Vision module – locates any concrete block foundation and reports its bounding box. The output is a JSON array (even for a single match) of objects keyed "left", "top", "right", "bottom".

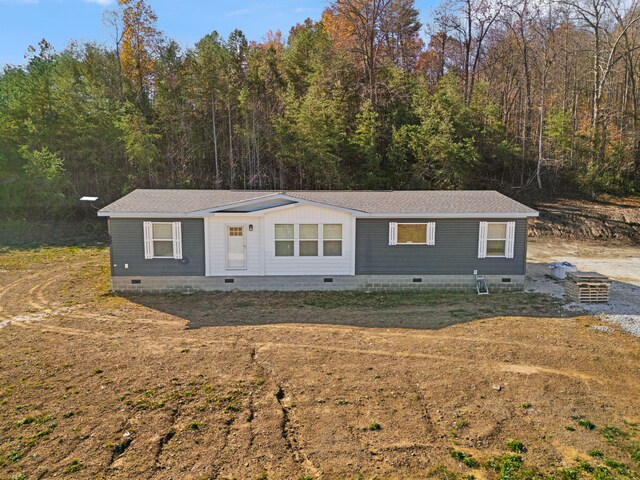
[{"left": 112, "top": 274, "right": 525, "bottom": 293}]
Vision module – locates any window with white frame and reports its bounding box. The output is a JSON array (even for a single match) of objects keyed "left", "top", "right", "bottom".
[
  {"left": 323, "top": 224, "right": 342, "bottom": 256},
  {"left": 299, "top": 224, "right": 318, "bottom": 256},
  {"left": 275, "top": 224, "right": 295, "bottom": 256},
  {"left": 478, "top": 221, "right": 515, "bottom": 258},
  {"left": 388, "top": 222, "right": 436, "bottom": 245},
  {"left": 274, "top": 223, "right": 343, "bottom": 257},
  {"left": 143, "top": 221, "right": 183, "bottom": 259}
]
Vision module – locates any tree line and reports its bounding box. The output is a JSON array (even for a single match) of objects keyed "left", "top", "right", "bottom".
[{"left": 1, "top": 0, "right": 639, "bottom": 220}]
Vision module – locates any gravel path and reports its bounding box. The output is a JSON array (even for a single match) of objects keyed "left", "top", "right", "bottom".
[{"left": 526, "top": 239, "right": 640, "bottom": 337}]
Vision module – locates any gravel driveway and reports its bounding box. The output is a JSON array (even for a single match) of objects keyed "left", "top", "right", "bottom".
[{"left": 526, "top": 238, "right": 640, "bottom": 336}]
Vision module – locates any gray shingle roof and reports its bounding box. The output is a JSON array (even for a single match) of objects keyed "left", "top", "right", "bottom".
[{"left": 99, "top": 189, "right": 538, "bottom": 216}]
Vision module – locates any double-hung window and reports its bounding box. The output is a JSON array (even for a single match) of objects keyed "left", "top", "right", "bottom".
[
  {"left": 275, "top": 224, "right": 295, "bottom": 256},
  {"left": 323, "top": 224, "right": 342, "bottom": 256},
  {"left": 299, "top": 224, "right": 319, "bottom": 256},
  {"left": 143, "top": 221, "right": 183, "bottom": 259},
  {"left": 478, "top": 221, "right": 515, "bottom": 258}
]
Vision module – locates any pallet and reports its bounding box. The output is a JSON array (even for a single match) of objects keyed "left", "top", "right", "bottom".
[
  {"left": 565, "top": 272, "right": 610, "bottom": 303},
  {"left": 566, "top": 272, "right": 610, "bottom": 283}
]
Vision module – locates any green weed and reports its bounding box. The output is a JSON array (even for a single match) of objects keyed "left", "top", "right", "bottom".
[
  {"left": 506, "top": 440, "right": 527, "bottom": 453},
  {"left": 66, "top": 459, "right": 83, "bottom": 473}
]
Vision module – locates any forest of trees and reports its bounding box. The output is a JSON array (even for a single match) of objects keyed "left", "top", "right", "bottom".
[{"left": 1, "top": 0, "right": 640, "bottom": 220}]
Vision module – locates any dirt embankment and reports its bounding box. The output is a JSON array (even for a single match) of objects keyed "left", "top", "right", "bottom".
[{"left": 528, "top": 196, "right": 640, "bottom": 244}]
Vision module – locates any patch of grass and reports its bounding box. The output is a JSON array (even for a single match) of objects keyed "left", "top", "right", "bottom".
[
  {"left": 66, "top": 459, "right": 83, "bottom": 473},
  {"left": 11, "top": 474, "right": 27, "bottom": 480},
  {"left": 592, "top": 466, "right": 616, "bottom": 480},
  {"left": 576, "top": 460, "right": 595, "bottom": 473},
  {"left": 629, "top": 443, "right": 640, "bottom": 463},
  {"left": 450, "top": 450, "right": 479, "bottom": 468},
  {"left": 588, "top": 449, "right": 605, "bottom": 459},
  {"left": 93, "top": 369, "right": 103, "bottom": 375},
  {"left": 552, "top": 468, "right": 579, "bottom": 480},
  {"left": 298, "top": 477, "right": 313, "bottom": 480},
  {"left": 506, "top": 440, "right": 527, "bottom": 453},
  {"left": 521, "top": 402, "right": 532, "bottom": 409},
  {"left": 33, "top": 424, "right": 56, "bottom": 438},
  {"left": 572, "top": 416, "right": 596, "bottom": 430},
  {"left": 485, "top": 454, "right": 542, "bottom": 480},
  {"left": 62, "top": 411, "right": 75, "bottom": 418},
  {"left": 601, "top": 425, "right": 626, "bottom": 443},
  {"left": 224, "top": 404, "right": 241, "bottom": 413},
  {"left": 453, "top": 419, "right": 470, "bottom": 430},
  {"left": 367, "top": 422, "right": 381, "bottom": 431},
  {"left": 603, "top": 458, "right": 628, "bottom": 475},
  {"left": 185, "top": 421, "right": 204, "bottom": 430},
  {"left": 14, "top": 417, "right": 35, "bottom": 426},
  {"left": 565, "top": 426, "right": 576, "bottom": 431},
  {"left": 7, "top": 450, "right": 24, "bottom": 463}
]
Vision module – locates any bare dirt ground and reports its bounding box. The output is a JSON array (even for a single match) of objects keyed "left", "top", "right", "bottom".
[
  {"left": 529, "top": 196, "right": 640, "bottom": 244},
  {"left": 0, "top": 245, "right": 639, "bottom": 480}
]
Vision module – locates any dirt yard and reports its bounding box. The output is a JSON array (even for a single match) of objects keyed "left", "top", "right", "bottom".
[{"left": 0, "top": 243, "right": 639, "bottom": 480}]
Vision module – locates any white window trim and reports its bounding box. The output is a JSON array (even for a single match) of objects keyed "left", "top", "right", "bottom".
[
  {"left": 389, "top": 222, "right": 436, "bottom": 246},
  {"left": 143, "top": 221, "right": 183, "bottom": 260},
  {"left": 479, "top": 221, "right": 515, "bottom": 259},
  {"left": 273, "top": 223, "right": 344, "bottom": 258}
]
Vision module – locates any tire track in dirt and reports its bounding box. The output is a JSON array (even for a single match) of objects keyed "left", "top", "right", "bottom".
[
  {"left": 9, "top": 318, "right": 612, "bottom": 390},
  {"left": 0, "top": 270, "right": 48, "bottom": 317},
  {"left": 252, "top": 323, "right": 583, "bottom": 354},
  {"left": 251, "top": 344, "right": 322, "bottom": 479},
  {"left": 0, "top": 259, "right": 100, "bottom": 319}
]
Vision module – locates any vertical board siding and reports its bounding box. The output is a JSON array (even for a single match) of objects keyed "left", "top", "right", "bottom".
[
  {"left": 206, "top": 216, "right": 263, "bottom": 276},
  {"left": 355, "top": 218, "right": 528, "bottom": 275},
  {"left": 263, "top": 205, "right": 354, "bottom": 276},
  {"left": 110, "top": 218, "right": 205, "bottom": 276}
]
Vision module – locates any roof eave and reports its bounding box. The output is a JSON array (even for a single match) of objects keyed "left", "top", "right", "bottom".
[{"left": 353, "top": 212, "right": 539, "bottom": 218}]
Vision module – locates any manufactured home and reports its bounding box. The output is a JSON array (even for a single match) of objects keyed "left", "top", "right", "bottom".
[{"left": 98, "top": 190, "right": 538, "bottom": 292}]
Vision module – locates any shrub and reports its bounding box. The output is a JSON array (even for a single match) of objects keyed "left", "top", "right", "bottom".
[{"left": 367, "top": 422, "right": 381, "bottom": 431}]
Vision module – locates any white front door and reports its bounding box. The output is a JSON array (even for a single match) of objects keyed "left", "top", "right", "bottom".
[{"left": 226, "top": 225, "right": 247, "bottom": 269}]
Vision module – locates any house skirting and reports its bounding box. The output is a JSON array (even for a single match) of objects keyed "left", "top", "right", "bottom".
[{"left": 112, "top": 274, "right": 525, "bottom": 293}]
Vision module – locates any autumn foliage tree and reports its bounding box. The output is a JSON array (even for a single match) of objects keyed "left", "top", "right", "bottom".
[{"left": 118, "top": 0, "right": 163, "bottom": 107}]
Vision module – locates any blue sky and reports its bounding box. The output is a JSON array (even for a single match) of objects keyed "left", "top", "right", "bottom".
[{"left": 0, "top": 0, "right": 437, "bottom": 68}]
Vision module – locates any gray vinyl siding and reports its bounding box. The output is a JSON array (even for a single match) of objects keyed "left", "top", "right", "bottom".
[
  {"left": 109, "top": 218, "right": 205, "bottom": 276},
  {"left": 355, "top": 218, "right": 528, "bottom": 275}
]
